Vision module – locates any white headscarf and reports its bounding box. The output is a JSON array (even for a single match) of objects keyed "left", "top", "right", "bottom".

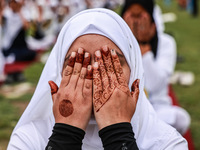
[{"left": 9, "top": 8, "right": 187, "bottom": 150}]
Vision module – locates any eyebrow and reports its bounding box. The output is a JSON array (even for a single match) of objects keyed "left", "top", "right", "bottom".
[{"left": 116, "top": 51, "right": 124, "bottom": 60}]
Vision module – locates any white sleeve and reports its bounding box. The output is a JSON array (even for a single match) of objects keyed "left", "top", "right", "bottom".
[{"left": 142, "top": 33, "right": 176, "bottom": 93}]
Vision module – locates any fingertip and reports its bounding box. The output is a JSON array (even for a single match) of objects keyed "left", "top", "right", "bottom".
[
  {"left": 136, "top": 79, "right": 140, "bottom": 88},
  {"left": 93, "top": 62, "right": 99, "bottom": 69},
  {"left": 67, "top": 52, "right": 76, "bottom": 67},
  {"left": 76, "top": 48, "right": 84, "bottom": 63},
  {"left": 85, "top": 65, "right": 93, "bottom": 80},
  {"left": 82, "top": 52, "right": 91, "bottom": 68},
  {"left": 101, "top": 45, "right": 109, "bottom": 56},
  {"left": 94, "top": 50, "right": 101, "bottom": 61},
  {"left": 111, "top": 49, "right": 117, "bottom": 56},
  {"left": 48, "top": 80, "right": 58, "bottom": 95}
]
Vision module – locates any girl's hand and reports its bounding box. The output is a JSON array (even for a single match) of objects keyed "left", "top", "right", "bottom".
[
  {"left": 93, "top": 46, "right": 140, "bottom": 130},
  {"left": 49, "top": 48, "right": 93, "bottom": 131}
]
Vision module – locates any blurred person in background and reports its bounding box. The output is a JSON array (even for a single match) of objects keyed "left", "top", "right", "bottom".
[
  {"left": 1, "top": 0, "right": 37, "bottom": 83},
  {"left": 177, "top": 0, "right": 198, "bottom": 16},
  {"left": 0, "top": 0, "right": 6, "bottom": 84},
  {"left": 24, "top": 0, "right": 57, "bottom": 50},
  {"left": 2, "top": 0, "right": 36, "bottom": 62},
  {"left": 122, "top": 0, "right": 191, "bottom": 135}
]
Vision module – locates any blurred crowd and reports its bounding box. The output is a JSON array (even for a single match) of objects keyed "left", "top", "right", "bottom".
[
  {"left": 0, "top": 0, "right": 198, "bottom": 84},
  {"left": 0, "top": 0, "right": 123, "bottom": 84}
]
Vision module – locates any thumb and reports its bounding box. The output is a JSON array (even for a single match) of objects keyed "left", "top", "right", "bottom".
[
  {"left": 48, "top": 80, "right": 58, "bottom": 103},
  {"left": 131, "top": 79, "right": 140, "bottom": 104}
]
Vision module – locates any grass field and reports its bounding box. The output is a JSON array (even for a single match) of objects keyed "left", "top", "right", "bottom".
[{"left": 0, "top": 1, "right": 200, "bottom": 149}]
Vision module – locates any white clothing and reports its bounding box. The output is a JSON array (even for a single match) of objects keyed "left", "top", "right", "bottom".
[
  {"left": 143, "top": 33, "right": 190, "bottom": 134},
  {"left": 2, "top": 7, "right": 24, "bottom": 50},
  {"left": 143, "top": 33, "right": 176, "bottom": 106},
  {"left": 153, "top": 5, "right": 165, "bottom": 34},
  {"left": 8, "top": 8, "right": 188, "bottom": 150}
]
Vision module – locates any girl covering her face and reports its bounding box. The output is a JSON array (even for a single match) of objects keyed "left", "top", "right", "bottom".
[{"left": 8, "top": 8, "right": 187, "bottom": 150}]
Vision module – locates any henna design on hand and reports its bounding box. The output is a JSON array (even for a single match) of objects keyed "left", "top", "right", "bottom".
[
  {"left": 93, "top": 48, "right": 130, "bottom": 112},
  {"left": 59, "top": 99, "right": 74, "bottom": 117},
  {"left": 111, "top": 49, "right": 130, "bottom": 95}
]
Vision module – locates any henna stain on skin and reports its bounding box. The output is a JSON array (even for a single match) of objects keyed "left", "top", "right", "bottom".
[
  {"left": 131, "top": 79, "right": 140, "bottom": 101},
  {"left": 59, "top": 99, "right": 74, "bottom": 117},
  {"left": 82, "top": 52, "right": 91, "bottom": 68},
  {"left": 93, "top": 49, "right": 131, "bottom": 112},
  {"left": 67, "top": 52, "right": 76, "bottom": 67},
  {"left": 76, "top": 48, "right": 84, "bottom": 63},
  {"left": 48, "top": 81, "right": 58, "bottom": 95},
  {"left": 85, "top": 65, "right": 93, "bottom": 80}
]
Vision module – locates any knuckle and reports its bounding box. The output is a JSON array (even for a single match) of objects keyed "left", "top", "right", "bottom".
[
  {"left": 64, "top": 69, "right": 72, "bottom": 76},
  {"left": 80, "top": 73, "right": 85, "bottom": 79},
  {"left": 73, "top": 69, "right": 80, "bottom": 75}
]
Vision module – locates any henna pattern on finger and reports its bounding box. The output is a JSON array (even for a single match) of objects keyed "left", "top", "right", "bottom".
[
  {"left": 59, "top": 99, "right": 74, "bottom": 117},
  {"left": 93, "top": 62, "right": 103, "bottom": 110},
  {"left": 67, "top": 52, "right": 76, "bottom": 67},
  {"left": 93, "top": 49, "right": 132, "bottom": 112},
  {"left": 111, "top": 49, "right": 130, "bottom": 94},
  {"left": 95, "top": 50, "right": 110, "bottom": 91},
  {"left": 93, "top": 50, "right": 115, "bottom": 112},
  {"left": 82, "top": 52, "right": 91, "bottom": 68},
  {"left": 76, "top": 48, "right": 84, "bottom": 63},
  {"left": 102, "top": 46, "right": 117, "bottom": 90}
]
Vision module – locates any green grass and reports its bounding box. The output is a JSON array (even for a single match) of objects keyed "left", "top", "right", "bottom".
[
  {"left": 0, "top": 1, "right": 200, "bottom": 149},
  {"left": 0, "top": 62, "right": 45, "bottom": 148}
]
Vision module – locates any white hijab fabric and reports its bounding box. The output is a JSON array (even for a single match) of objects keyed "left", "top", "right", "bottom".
[{"left": 9, "top": 8, "right": 187, "bottom": 150}]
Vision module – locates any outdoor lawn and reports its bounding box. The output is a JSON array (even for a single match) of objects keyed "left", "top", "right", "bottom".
[{"left": 0, "top": 1, "right": 200, "bottom": 149}]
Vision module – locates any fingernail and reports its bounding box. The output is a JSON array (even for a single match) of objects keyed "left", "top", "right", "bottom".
[
  {"left": 85, "top": 52, "right": 89, "bottom": 58},
  {"left": 85, "top": 65, "right": 93, "bottom": 80},
  {"left": 78, "top": 47, "right": 84, "bottom": 54},
  {"left": 102, "top": 45, "right": 109, "bottom": 56},
  {"left": 82, "top": 52, "right": 91, "bottom": 68},
  {"left": 68, "top": 53, "right": 76, "bottom": 67},
  {"left": 76, "top": 48, "right": 84, "bottom": 63},
  {"left": 95, "top": 50, "right": 101, "bottom": 57},
  {"left": 111, "top": 49, "right": 116, "bottom": 56},
  {"left": 88, "top": 65, "right": 92, "bottom": 70},
  {"left": 93, "top": 62, "right": 99, "bottom": 69},
  {"left": 71, "top": 52, "right": 76, "bottom": 58}
]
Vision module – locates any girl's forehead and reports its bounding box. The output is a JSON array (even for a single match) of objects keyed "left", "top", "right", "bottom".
[
  {"left": 66, "top": 34, "right": 124, "bottom": 56},
  {"left": 62, "top": 34, "right": 128, "bottom": 70}
]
